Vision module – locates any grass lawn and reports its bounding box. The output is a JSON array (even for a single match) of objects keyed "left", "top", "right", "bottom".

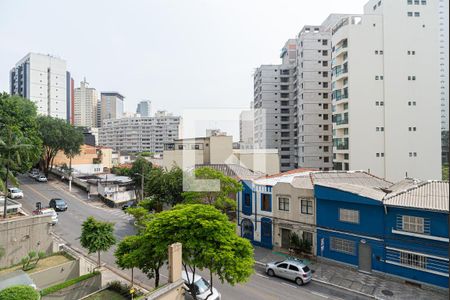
[
  {"left": 84, "top": 289, "right": 127, "bottom": 300},
  {"left": 0, "top": 254, "right": 73, "bottom": 275}
]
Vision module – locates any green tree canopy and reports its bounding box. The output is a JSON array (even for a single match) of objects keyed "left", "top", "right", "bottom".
[
  {"left": 37, "top": 116, "right": 83, "bottom": 176},
  {"left": 80, "top": 217, "right": 116, "bottom": 268},
  {"left": 182, "top": 167, "right": 242, "bottom": 213},
  {"left": 0, "top": 93, "right": 42, "bottom": 172},
  {"left": 0, "top": 285, "right": 40, "bottom": 300},
  {"left": 129, "top": 204, "right": 254, "bottom": 299}
]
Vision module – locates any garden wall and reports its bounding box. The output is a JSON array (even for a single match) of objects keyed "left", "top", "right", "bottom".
[
  {"left": 30, "top": 260, "right": 80, "bottom": 289},
  {"left": 42, "top": 273, "right": 102, "bottom": 300}
]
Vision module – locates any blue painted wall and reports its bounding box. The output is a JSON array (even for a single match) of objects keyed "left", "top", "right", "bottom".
[
  {"left": 241, "top": 180, "right": 253, "bottom": 216},
  {"left": 315, "top": 185, "right": 385, "bottom": 238}
]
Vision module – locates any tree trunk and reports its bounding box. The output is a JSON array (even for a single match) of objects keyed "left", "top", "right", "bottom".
[
  {"left": 97, "top": 251, "right": 101, "bottom": 269},
  {"left": 155, "top": 266, "right": 160, "bottom": 287},
  {"left": 2, "top": 160, "right": 9, "bottom": 219}
]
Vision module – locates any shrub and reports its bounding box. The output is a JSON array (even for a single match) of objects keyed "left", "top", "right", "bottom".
[
  {"left": 21, "top": 251, "right": 45, "bottom": 271},
  {"left": 0, "top": 285, "right": 40, "bottom": 300},
  {"left": 40, "top": 271, "right": 100, "bottom": 296},
  {"left": 108, "top": 280, "right": 143, "bottom": 298}
]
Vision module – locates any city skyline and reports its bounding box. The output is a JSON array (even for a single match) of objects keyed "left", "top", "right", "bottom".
[{"left": 0, "top": 0, "right": 363, "bottom": 137}]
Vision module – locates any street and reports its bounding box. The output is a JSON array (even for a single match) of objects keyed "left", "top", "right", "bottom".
[{"left": 17, "top": 175, "right": 371, "bottom": 300}]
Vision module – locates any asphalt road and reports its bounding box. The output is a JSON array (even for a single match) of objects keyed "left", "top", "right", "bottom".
[{"left": 17, "top": 174, "right": 371, "bottom": 300}]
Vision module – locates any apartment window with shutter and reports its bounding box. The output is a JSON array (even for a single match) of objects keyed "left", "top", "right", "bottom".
[
  {"left": 339, "top": 208, "right": 359, "bottom": 224},
  {"left": 330, "top": 237, "right": 355, "bottom": 255},
  {"left": 402, "top": 215, "right": 424, "bottom": 233}
]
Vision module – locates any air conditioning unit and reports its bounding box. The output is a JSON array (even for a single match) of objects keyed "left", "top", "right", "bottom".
[{"left": 58, "top": 243, "right": 65, "bottom": 252}]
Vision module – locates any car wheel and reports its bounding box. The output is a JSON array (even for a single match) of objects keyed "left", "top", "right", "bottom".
[
  {"left": 267, "top": 269, "right": 275, "bottom": 277},
  {"left": 295, "top": 277, "right": 304, "bottom": 286}
]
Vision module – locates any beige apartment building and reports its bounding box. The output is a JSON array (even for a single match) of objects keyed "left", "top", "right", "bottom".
[
  {"left": 53, "top": 144, "right": 113, "bottom": 174},
  {"left": 163, "top": 134, "right": 280, "bottom": 175}
]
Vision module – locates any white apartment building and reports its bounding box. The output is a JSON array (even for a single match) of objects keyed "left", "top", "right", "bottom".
[
  {"left": 295, "top": 18, "right": 342, "bottom": 171},
  {"left": 254, "top": 39, "right": 297, "bottom": 172},
  {"left": 74, "top": 79, "right": 98, "bottom": 128},
  {"left": 10, "top": 53, "right": 70, "bottom": 120},
  {"left": 136, "top": 100, "right": 152, "bottom": 117},
  {"left": 331, "top": 0, "right": 441, "bottom": 181},
  {"left": 100, "top": 92, "right": 124, "bottom": 125},
  {"left": 438, "top": 0, "right": 448, "bottom": 132},
  {"left": 239, "top": 103, "right": 254, "bottom": 150},
  {"left": 99, "top": 111, "right": 180, "bottom": 153}
]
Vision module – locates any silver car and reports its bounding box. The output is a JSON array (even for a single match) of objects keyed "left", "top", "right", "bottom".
[{"left": 265, "top": 259, "right": 312, "bottom": 286}]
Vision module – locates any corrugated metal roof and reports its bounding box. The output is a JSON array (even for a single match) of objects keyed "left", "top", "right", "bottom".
[
  {"left": 383, "top": 181, "right": 449, "bottom": 212},
  {"left": 189, "top": 164, "right": 264, "bottom": 180},
  {"left": 254, "top": 170, "right": 313, "bottom": 186},
  {"left": 315, "top": 182, "right": 387, "bottom": 201},
  {"left": 311, "top": 171, "right": 392, "bottom": 188},
  {"left": 387, "top": 178, "right": 422, "bottom": 193}
]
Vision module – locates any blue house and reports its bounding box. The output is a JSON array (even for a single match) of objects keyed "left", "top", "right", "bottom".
[
  {"left": 315, "top": 179, "right": 449, "bottom": 289},
  {"left": 383, "top": 181, "right": 449, "bottom": 288}
]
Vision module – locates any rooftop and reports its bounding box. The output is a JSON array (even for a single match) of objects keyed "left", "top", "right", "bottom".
[{"left": 188, "top": 164, "right": 264, "bottom": 181}]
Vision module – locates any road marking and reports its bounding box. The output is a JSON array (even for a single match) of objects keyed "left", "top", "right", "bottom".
[
  {"left": 256, "top": 273, "right": 269, "bottom": 279},
  {"left": 310, "top": 291, "right": 329, "bottom": 299},
  {"left": 281, "top": 282, "right": 298, "bottom": 289}
]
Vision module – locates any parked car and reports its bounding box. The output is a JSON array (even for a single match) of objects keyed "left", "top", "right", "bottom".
[
  {"left": 35, "top": 175, "right": 47, "bottom": 182},
  {"left": 29, "top": 170, "right": 39, "bottom": 178},
  {"left": 121, "top": 200, "right": 137, "bottom": 210},
  {"left": 182, "top": 271, "right": 221, "bottom": 300},
  {"left": 265, "top": 259, "right": 312, "bottom": 286},
  {"left": 8, "top": 187, "right": 23, "bottom": 199},
  {"left": 49, "top": 198, "right": 68, "bottom": 211},
  {"left": 33, "top": 208, "right": 58, "bottom": 225}
]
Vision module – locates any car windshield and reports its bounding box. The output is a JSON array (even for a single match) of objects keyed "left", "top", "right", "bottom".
[
  {"left": 55, "top": 200, "right": 65, "bottom": 205},
  {"left": 302, "top": 266, "right": 310, "bottom": 272},
  {"left": 10, "top": 188, "right": 20, "bottom": 192},
  {"left": 194, "top": 277, "right": 211, "bottom": 295}
]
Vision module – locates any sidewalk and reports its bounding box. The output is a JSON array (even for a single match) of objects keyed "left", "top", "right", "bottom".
[{"left": 253, "top": 246, "right": 448, "bottom": 300}]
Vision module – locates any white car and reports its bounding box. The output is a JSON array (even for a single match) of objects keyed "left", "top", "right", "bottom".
[
  {"left": 265, "top": 259, "right": 312, "bottom": 286},
  {"left": 29, "top": 170, "right": 39, "bottom": 178},
  {"left": 33, "top": 208, "right": 58, "bottom": 225},
  {"left": 182, "top": 271, "right": 221, "bottom": 300},
  {"left": 36, "top": 175, "right": 48, "bottom": 182},
  {"left": 8, "top": 187, "right": 23, "bottom": 199}
]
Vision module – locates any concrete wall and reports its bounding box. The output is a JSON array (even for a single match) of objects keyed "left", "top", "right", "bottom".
[
  {"left": 0, "top": 215, "right": 54, "bottom": 268},
  {"left": 144, "top": 280, "right": 185, "bottom": 300},
  {"left": 30, "top": 260, "right": 80, "bottom": 289},
  {"left": 42, "top": 273, "right": 102, "bottom": 300}
]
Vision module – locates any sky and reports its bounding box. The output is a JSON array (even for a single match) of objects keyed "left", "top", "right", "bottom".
[{"left": 0, "top": 0, "right": 364, "bottom": 139}]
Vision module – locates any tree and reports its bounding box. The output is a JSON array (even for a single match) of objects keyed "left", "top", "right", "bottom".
[
  {"left": 0, "top": 285, "right": 40, "bottom": 300},
  {"left": 80, "top": 217, "right": 116, "bottom": 268},
  {"left": 129, "top": 157, "right": 152, "bottom": 201},
  {"left": 182, "top": 167, "right": 242, "bottom": 214},
  {"left": 144, "top": 204, "right": 254, "bottom": 299},
  {"left": 0, "top": 93, "right": 42, "bottom": 171},
  {"left": 37, "top": 116, "right": 83, "bottom": 177},
  {"left": 115, "top": 234, "right": 165, "bottom": 288},
  {"left": 0, "top": 129, "right": 32, "bottom": 218},
  {"left": 144, "top": 166, "right": 184, "bottom": 211}
]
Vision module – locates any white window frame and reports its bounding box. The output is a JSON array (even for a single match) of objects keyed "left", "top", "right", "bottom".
[
  {"left": 278, "top": 197, "right": 290, "bottom": 212},
  {"left": 339, "top": 208, "right": 359, "bottom": 224},
  {"left": 330, "top": 237, "right": 355, "bottom": 255},
  {"left": 402, "top": 215, "right": 424, "bottom": 233}
]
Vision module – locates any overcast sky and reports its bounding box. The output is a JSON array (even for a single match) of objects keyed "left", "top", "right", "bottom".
[{"left": 0, "top": 0, "right": 363, "bottom": 139}]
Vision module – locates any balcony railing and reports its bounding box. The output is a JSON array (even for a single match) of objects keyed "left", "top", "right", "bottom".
[{"left": 333, "top": 138, "right": 349, "bottom": 150}]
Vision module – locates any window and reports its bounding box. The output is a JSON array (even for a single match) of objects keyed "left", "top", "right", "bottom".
[
  {"left": 278, "top": 197, "right": 289, "bottom": 211},
  {"left": 402, "top": 215, "right": 424, "bottom": 233},
  {"left": 323, "top": 82, "right": 329, "bottom": 88},
  {"left": 400, "top": 251, "right": 427, "bottom": 269},
  {"left": 288, "top": 264, "right": 299, "bottom": 271},
  {"left": 301, "top": 199, "right": 313, "bottom": 215},
  {"left": 323, "top": 125, "right": 329, "bottom": 130},
  {"left": 244, "top": 194, "right": 251, "bottom": 207},
  {"left": 414, "top": 12, "right": 420, "bottom": 17},
  {"left": 330, "top": 237, "right": 355, "bottom": 255},
  {"left": 421, "top": 0, "right": 426, "bottom": 4},
  {"left": 322, "top": 39, "right": 328, "bottom": 46},
  {"left": 322, "top": 61, "right": 328, "bottom": 67},
  {"left": 261, "top": 194, "right": 271, "bottom": 212},
  {"left": 277, "top": 263, "right": 288, "bottom": 269},
  {"left": 323, "top": 71, "right": 328, "bottom": 77},
  {"left": 339, "top": 208, "right": 359, "bottom": 224},
  {"left": 302, "top": 231, "right": 313, "bottom": 247},
  {"left": 407, "top": 0, "right": 412, "bottom": 4},
  {"left": 407, "top": 11, "right": 413, "bottom": 16},
  {"left": 322, "top": 50, "right": 328, "bottom": 56}
]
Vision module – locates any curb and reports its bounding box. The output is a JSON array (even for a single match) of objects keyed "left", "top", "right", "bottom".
[{"left": 255, "top": 260, "right": 378, "bottom": 299}]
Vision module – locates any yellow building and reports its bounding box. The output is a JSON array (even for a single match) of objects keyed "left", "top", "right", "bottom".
[{"left": 53, "top": 144, "right": 113, "bottom": 174}]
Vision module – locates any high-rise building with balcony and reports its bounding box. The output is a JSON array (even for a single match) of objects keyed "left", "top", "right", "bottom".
[
  {"left": 10, "top": 53, "right": 72, "bottom": 121},
  {"left": 136, "top": 100, "right": 152, "bottom": 117},
  {"left": 74, "top": 78, "right": 98, "bottom": 128},
  {"left": 100, "top": 92, "right": 124, "bottom": 126},
  {"left": 98, "top": 110, "right": 180, "bottom": 153},
  {"left": 331, "top": 0, "right": 441, "bottom": 181}
]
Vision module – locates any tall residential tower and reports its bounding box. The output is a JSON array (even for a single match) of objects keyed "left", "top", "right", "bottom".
[
  {"left": 10, "top": 53, "right": 71, "bottom": 121},
  {"left": 73, "top": 79, "right": 98, "bottom": 128}
]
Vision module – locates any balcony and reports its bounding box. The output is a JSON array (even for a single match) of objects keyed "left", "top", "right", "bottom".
[
  {"left": 332, "top": 88, "right": 349, "bottom": 101},
  {"left": 333, "top": 137, "right": 349, "bottom": 150}
]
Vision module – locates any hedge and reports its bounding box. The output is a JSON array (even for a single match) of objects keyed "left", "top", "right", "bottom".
[
  {"left": 0, "top": 285, "right": 40, "bottom": 300},
  {"left": 40, "top": 271, "right": 100, "bottom": 296}
]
